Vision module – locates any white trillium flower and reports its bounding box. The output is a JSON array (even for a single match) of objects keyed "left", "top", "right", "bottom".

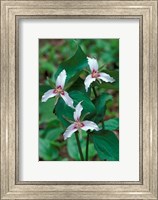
[
  {"left": 41, "top": 70, "right": 74, "bottom": 108},
  {"left": 63, "top": 102, "right": 100, "bottom": 140},
  {"left": 84, "top": 57, "right": 115, "bottom": 92}
]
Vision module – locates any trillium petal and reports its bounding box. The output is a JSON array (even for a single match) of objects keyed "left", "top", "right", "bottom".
[
  {"left": 84, "top": 74, "right": 96, "bottom": 92},
  {"left": 63, "top": 123, "right": 77, "bottom": 140},
  {"left": 73, "top": 101, "right": 83, "bottom": 121},
  {"left": 99, "top": 72, "right": 115, "bottom": 83},
  {"left": 41, "top": 89, "right": 57, "bottom": 102},
  {"left": 56, "top": 69, "right": 67, "bottom": 88},
  {"left": 81, "top": 120, "right": 100, "bottom": 131},
  {"left": 60, "top": 91, "right": 74, "bottom": 108},
  {"left": 87, "top": 57, "right": 99, "bottom": 72}
]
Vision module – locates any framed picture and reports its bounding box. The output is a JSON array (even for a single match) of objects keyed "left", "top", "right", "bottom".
[{"left": 1, "top": 0, "right": 157, "bottom": 199}]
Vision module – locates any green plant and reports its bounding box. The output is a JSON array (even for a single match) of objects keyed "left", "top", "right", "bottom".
[{"left": 39, "top": 39, "right": 119, "bottom": 161}]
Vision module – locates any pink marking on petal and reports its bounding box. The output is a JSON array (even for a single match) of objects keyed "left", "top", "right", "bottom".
[
  {"left": 91, "top": 70, "right": 100, "bottom": 78},
  {"left": 74, "top": 121, "right": 84, "bottom": 129},
  {"left": 61, "top": 91, "right": 65, "bottom": 95},
  {"left": 53, "top": 90, "right": 58, "bottom": 94},
  {"left": 53, "top": 85, "right": 64, "bottom": 94}
]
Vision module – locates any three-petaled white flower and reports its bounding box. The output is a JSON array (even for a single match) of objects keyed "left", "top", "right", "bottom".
[
  {"left": 84, "top": 57, "right": 115, "bottom": 92},
  {"left": 63, "top": 102, "right": 100, "bottom": 140},
  {"left": 42, "top": 70, "right": 74, "bottom": 108}
]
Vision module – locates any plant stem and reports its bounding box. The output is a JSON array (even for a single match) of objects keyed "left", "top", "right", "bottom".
[
  {"left": 92, "top": 86, "right": 97, "bottom": 98},
  {"left": 86, "top": 132, "right": 90, "bottom": 161},
  {"left": 75, "top": 133, "right": 84, "bottom": 161}
]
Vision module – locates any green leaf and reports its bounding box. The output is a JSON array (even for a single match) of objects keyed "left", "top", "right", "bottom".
[
  {"left": 64, "top": 72, "right": 81, "bottom": 90},
  {"left": 45, "top": 127, "right": 64, "bottom": 141},
  {"left": 91, "top": 130, "right": 119, "bottom": 161},
  {"left": 88, "top": 143, "right": 97, "bottom": 160},
  {"left": 55, "top": 46, "right": 88, "bottom": 82},
  {"left": 46, "top": 119, "right": 61, "bottom": 128},
  {"left": 99, "top": 70, "right": 119, "bottom": 90},
  {"left": 39, "top": 138, "right": 58, "bottom": 160},
  {"left": 104, "top": 118, "right": 119, "bottom": 131},
  {"left": 67, "top": 133, "right": 83, "bottom": 160},
  {"left": 92, "top": 93, "right": 113, "bottom": 123},
  {"left": 39, "top": 98, "right": 57, "bottom": 123},
  {"left": 55, "top": 101, "right": 74, "bottom": 128},
  {"left": 51, "top": 140, "right": 66, "bottom": 148},
  {"left": 67, "top": 133, "right": 97, "bottom": 161},
  {"left": 68, "top": 76, "right": 90, "bottom": 96},
  {"left": 55, "top": 90, "right": 96, "bottom": 127},
  {"left": 39, "top": 129, "right": 45, "bottom": 137}
]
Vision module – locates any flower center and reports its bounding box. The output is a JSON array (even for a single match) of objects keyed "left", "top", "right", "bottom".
[
  {"left": 91, "top": 70, "right": 100, "bottom": 78},
  {"left": 74, "top": 120, "right": 84, "bottom": 129},
  {"left": 54, "top": 86, "right": 64, "bottom": 95}
]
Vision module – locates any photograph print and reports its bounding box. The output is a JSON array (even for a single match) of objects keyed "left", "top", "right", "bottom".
[{"left": 39, "top": 39, "right": 119, "bottom": 161}]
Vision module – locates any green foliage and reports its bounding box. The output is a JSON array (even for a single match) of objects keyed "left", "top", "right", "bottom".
[
  {"left": 45, "top": 127, "right": 64, "bottom": 141},
  {"left": 68, "top": 77, "right": 89, "bottom": 95},
  {"left": 91, "top": 130, "right": 119, "bottom": 161},
  {"left": 39, "top": 39, "right": 119, "bottom": 161},
  {"left": 99, "top": 70, "right": 119, "bottom": 90},
  {"left": 39, "top": 138, "right": 59, "bottom": 160},
  {"left": 55, "top": 90, "right": 96, "bottom": 127},
  {"left": 55, "top": 46, "right": 88, "bottom": 82},
  {"left": 67, "top": 133, "right": 97, "bottom": 160},
  {"left": 92, "top": 93, "right": 113, "bottom": 123},
  {"left": 104, "top": 118, "right": 119, "bottom": 131},
  {"left": 39, "top": 98, "right": 57, "bottom": 123}
]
